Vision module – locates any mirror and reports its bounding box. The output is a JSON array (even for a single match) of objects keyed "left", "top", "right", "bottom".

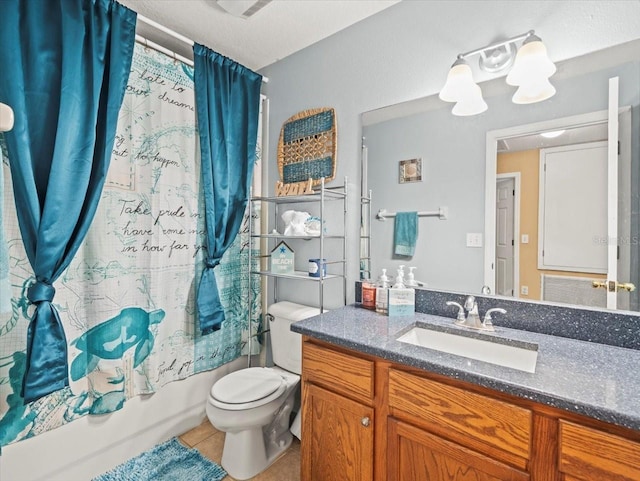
[{"left": 362, "top": 39, "right": 640, "bottom": 311}]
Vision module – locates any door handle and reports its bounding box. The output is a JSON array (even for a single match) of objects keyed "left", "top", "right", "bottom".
[
  {"left": 592, "top": 280, "right": 636, "bottom": 292},
  {"left": 617, "top": 282, "right": 636, "bottom": 292}
]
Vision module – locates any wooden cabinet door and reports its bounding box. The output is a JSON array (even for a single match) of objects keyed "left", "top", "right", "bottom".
[
  {"left": 388, "top": 418, "right": 530, "bottom": 481},
  {"left": 559, "top": 420, "right": 640, "bottom": 481},
  {"left": 302, "top": 383, "right": 374, "bottom": 481}
]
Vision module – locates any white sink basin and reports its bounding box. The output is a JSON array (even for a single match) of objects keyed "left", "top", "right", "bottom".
[{"left": 396, "top": 324, "right": 538, "bottom": 373}]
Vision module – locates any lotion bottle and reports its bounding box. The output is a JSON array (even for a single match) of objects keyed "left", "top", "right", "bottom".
[
  {"left": 393, "top": 267, "right": 405, "bottom": 288},
  {"left": 406, "top": 267, "right": 418, "bottom": 287},
  {"left": 375, "top": 269, "right": 390, "bottom": 314}
]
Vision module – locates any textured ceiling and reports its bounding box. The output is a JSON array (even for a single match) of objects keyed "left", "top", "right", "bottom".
[{"left": 118, "top": 0, "right": 401, "bottom": 71}]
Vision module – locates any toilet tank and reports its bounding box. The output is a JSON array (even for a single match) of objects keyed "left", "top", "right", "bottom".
[{"left": 267, "top": 301, "right": 323, "bottom": 375}]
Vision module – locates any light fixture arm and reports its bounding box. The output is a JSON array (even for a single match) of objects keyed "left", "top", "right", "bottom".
[{"left": 456, "top": 30, "right": 535, "bottom": 61}]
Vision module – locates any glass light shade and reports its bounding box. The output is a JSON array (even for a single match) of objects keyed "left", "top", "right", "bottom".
[
  {"left": 511, "top": 77, "right": 556, "bottom": 104},
  {"left": 451, "top": 84, "right": 488, "bottom": 116},
  {"left": 0, "top": 103, "right": 14, "bottom": 132},
  {"left": 506, "top": 39, "right": 556, "bottom": 87},
  {"left": 439, "top": 61, "right": 478, "bottom": 103}
]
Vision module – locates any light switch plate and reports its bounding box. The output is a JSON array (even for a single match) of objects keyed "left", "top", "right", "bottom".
[
  {"left": 521, "top": 285, "right": 529, "bottom": 295},
  {"left": 466, "top": 233, "right": 483, "bottom": 248},
  {"left": 521, "top": 234, "right": 529, "bottom": 244}
]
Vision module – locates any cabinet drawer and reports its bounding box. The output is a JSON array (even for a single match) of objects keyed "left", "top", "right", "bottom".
[
  {"left": 388, "top": 369, "right": 532, "bottom": 469},
  {"left": 388, "top": 418, "right": 530, "bottom": 481},
  {"left": 559, "top": 420, "right": 640, "bottom": 481},
  {"left": 303, "top": 341, "right": 374, "bottom": 403}
]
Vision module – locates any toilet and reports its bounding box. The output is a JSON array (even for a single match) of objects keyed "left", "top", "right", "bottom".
[{"left": 206, "top": 301, "right": 320, "bottom": 480}]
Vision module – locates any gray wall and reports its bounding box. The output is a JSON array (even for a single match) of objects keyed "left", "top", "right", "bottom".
[{"left": 259, "top": 0, "right": 640, "bottom": 306}]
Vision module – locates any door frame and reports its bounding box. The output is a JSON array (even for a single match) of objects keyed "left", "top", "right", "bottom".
[
  {"left": 484, "top": 107, "right": 631, "bottom": 293},
  {"left": 495, "top": 173, "right": 520, "bottom": 298}
]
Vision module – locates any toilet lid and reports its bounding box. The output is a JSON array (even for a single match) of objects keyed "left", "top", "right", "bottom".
[{"left": 212, "top": 367, "right": 284, "bottom": 404}]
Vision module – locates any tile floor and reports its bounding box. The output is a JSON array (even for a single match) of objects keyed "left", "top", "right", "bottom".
[{"left": 179, "top": 419, "right": 301, "bottom": 481}]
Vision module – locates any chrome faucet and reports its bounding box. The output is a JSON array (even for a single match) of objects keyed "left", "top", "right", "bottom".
[
  {"left": 483, "top": 308, "right": 506, "bottom": 331},
  {"left": 445, "top": 301, "right": 465, "bottom": 322},
  {"left": 445, "top": 296, "right": 506, "bottom": 332},
  {"left": 460, "top": 295, "right": 482, "bottom": 329}
]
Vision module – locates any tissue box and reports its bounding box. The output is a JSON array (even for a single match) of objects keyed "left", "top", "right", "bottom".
[{"left": 388, "top": 288, "right": 415, "bottom": 316}]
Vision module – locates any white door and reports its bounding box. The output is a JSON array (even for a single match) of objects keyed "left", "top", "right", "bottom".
[{"left": 495, "top": 178, "right": 515, "bottom": 296}]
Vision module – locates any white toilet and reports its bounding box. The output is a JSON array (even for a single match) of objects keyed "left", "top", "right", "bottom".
[{"left": 206, "top": 301, "right": 319, "bottom": 480}]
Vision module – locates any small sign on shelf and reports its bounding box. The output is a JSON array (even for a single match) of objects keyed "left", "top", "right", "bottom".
[{"left": 270, "top": 241, "right": 295, "bottom": 274}]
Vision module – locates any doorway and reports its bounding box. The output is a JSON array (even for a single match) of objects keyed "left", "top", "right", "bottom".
[
  {"left": 484, "top": 103, "right": 633, "bottom": 309},
  {"left": 495, "top": 174, "right": 520, "bottom": 297}
]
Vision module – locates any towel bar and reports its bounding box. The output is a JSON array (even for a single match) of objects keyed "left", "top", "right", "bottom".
[{"left": 376, "top": 207, "right": 448, "bottom": 221}]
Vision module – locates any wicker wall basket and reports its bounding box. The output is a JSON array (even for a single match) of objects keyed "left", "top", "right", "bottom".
[{"left": 277, "top": 107, "right": 337, "bottom": 187}]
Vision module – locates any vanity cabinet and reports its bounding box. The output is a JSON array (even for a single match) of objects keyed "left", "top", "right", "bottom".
[
  {"left": 301, "top": 341, "right": 375, "bottom": 481},
  {"left": 300, "top": 337, "right": 640, "bottom": 481}
]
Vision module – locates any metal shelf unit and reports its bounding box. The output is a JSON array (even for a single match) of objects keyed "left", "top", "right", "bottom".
[
  {"left": 248, "top": 177, "right": 348, "bottom": 315},
  {"left": 360, "top": 189, "right": 372, "bottom": 280}
]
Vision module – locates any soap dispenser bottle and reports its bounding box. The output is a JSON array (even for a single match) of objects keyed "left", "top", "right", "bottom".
[
  {"left": 406, "top": 267, "right": 418, "bottom": 287},
  {"left": 375, "top": 269, "right": 390, "bottom": 314},
  {"left": 394, "top": 266, "right": 406, "bottom": 288}
]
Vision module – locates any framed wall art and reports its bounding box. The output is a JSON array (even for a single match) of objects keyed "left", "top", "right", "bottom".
[
  {"left": 399, "top": 158, "right": 422, "bottom": 183},
  {"left": 278, "top": 107, "right": 337, "bottom": 187}
]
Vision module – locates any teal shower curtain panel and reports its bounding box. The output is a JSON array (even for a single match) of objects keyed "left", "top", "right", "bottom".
[{"left": 0, "top": 44, "right": 261, "bottom": 446}]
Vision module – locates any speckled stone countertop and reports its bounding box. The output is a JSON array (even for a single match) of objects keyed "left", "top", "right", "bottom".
[{"left": 291, "top": 304, "right": 640, "bottom": 432}]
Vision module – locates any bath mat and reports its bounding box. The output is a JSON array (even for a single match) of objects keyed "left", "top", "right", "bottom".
[{"left": 93, "top": 437, "right": 227, "bottom": 481}]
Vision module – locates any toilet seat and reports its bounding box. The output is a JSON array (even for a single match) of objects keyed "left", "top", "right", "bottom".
[{"left": 210, "top": 368, "right": 286, "bottom": 411}]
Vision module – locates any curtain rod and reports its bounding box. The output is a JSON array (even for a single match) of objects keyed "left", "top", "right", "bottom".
[{"left": 137, "top": 14, "right": 269, "bottom": 83}]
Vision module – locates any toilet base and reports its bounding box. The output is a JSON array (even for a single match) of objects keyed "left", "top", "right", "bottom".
[
  {"left": 221, "top": 428, "right": 293, "bottom": 480},
  {"left": 220, "top": 390, "right": 296, "bottom": 480}
]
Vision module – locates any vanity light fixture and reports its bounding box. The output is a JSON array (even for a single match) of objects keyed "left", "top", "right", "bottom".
[{"left": 439, "top": 30, "right": 556, "bottom": 115}]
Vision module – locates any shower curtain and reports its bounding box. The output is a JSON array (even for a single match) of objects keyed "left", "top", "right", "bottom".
[{"left": 0, "top": 43, "right": 261, "bottom": 445}]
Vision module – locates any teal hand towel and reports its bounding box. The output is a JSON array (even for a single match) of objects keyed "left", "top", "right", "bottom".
[{"left": 394, "top": 212, "right": 418, "bottom": 257}]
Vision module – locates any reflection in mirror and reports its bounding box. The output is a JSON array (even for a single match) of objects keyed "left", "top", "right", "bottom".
[
  {"left": 362, "top": 39, "right": 640, "bottom": 312},
  {"left": 486, "top": 108, "right": 633, "bottom": 311}
]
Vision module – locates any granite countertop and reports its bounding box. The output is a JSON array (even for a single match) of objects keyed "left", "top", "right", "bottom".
[{"left": 291, "top": 304, "right": 640, "bottom": 432}]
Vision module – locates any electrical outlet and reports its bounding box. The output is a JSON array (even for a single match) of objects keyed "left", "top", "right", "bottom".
[
  {"left": 466, "top": 233, "right": 483, "bottom": 248},
  {"left": 521, "top": 285, "right": 529, "bottom": 295},
  {"left": 521, "top": 234, "right": 529, "bottom": 244}
]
